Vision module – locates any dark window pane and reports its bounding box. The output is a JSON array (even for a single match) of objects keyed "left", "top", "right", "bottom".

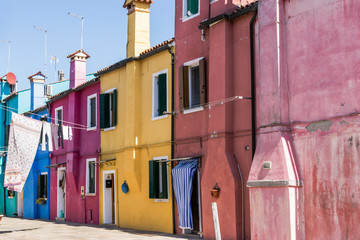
[
  {"left": 191, "top": 66, "right": 200, "bottom": 108},
  {"left": 88, "top": 161, "right": 95, "bottom": 193},
  {"left": 90, "top": 97, "right": 96, "bottom": 127}
]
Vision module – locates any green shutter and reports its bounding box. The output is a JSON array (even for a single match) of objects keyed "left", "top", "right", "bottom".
[
  {"left": 112, "top": 89, "right": 117, "bottom": 126},
  {"left": 158, "top": 74, "right": 167, "bottom": 116},
  {"left": 159, "top": 162, "right": 168, "bottom": 199},
  {"left": 100, "top": 94, "right": 110, "bottom": 129},
  {"left": 149, "top": 161, "right": 159, "bottom": 199},
  {"left": 187, "top": 0, "right": 198, "bottom": 15}
]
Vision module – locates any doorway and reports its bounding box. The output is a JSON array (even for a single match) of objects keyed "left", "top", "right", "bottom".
[
  {"left": 103, "top": 170, "right": 116, "bottom": 225},
  {"left": 190, "top": 170, "right": 202, "bottom": 235},
  {"left": 57, "top": 167, "right": 66, "bottom": 218}
]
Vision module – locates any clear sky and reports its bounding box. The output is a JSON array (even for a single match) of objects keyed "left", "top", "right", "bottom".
[{"left": 0, "top": 0, "right": 175, "bottom": 90}]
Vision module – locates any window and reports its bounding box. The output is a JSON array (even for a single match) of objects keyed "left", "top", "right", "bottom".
[
  {"left": 7, "top": 190, "right": 15, "bottom": 198},
  {"left": 87, "top": 93, "right": 97, "bottom": 130},
  {"left": 183, "top": 0, "right": 199, "bottom": 19},
  {"left": 86, "top": 158, "right": 96, "bottom": 195},
  {"left": 152, "top": 70, "right": 168, "bottom": 120},
  {"left": 38, "top": 173, "right": 47, "bottom": 199},
  {"left": 179, "top": 58, "right": 206, "bottom": 111},
  {"left": 55, "top": 106, "right": 63, "bottom": 125},
  {"left": 100, "top": 89, "right": 117, "bottom": 129},
  {"left": 149, "top": 156, "right": 169, "bottom": 201}
]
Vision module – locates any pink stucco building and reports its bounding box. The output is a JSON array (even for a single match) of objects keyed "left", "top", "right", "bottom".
[
  {"left": 174, "top": 0, "right": 257, "bottom": 239},
  {"left": 48, "top": 50, "right": 100, "bottom": 224},
  {"left": 248, "top": 0, "right": 360, "bottom": 239}
]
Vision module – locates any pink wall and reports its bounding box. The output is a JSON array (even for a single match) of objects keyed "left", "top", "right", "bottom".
[
  {"left": 249, "top": 0, "right": 360, "bottom": 239},
  {"left": 175, "top": 1, "right": 256, "bottom": 239},
  {"left": 49, "top": 81, "right": 100, "bottom": 225}
]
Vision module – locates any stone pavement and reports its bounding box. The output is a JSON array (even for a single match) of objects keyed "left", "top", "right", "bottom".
[{"left": 0, "top": 217, "right": 201, "bottom": 240}]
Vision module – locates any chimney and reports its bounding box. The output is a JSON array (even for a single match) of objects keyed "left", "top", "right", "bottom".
[
  {"left": 123, "top": 0, "right": 152, "bottom": 58},
  {"left": 28, "top": 71, "right": 46, "bottom": 111},
  {"left": 58, "top": 70, "right": 65, "bottom": 81},
  {"left": 67, "top": 50, "right": 90, "bottom": 88}
]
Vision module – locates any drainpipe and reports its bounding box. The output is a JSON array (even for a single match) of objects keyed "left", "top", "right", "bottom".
[
  {"left": 3, "top": 101, "right": 6, "bottom": 216},
  {"left": 167, "top": 44, "right": 176, "bottom": 234},
  {"left": 250, "top": 9, "right": 258, "bottom": 158}
]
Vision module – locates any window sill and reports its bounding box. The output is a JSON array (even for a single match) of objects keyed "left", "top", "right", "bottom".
[
  {"left": 87, "top": 126, "right": 97, "bottom": 131},
  {"left": 151, "top": 115, "right": 168, "bottom": 121},
  {"left": 85, "top": 193, "right": 96, "bottom": 197},
  {"left": 182, "top": 13, "right": 200, "bottom": 22},
  {"left": 154, "top": 198, "right": 169, "bottom": 203},
  {"left": 104, "top": 126, "right": 116, "bottom": 131},
  {"left": 183, "top": 107, "right": 204, "bottom": 115}
]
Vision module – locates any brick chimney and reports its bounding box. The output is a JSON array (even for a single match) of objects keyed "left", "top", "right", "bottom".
[
  {"left": 67, "top": 49, "right": 90, "bottom": 88},
  {"left": 28, "top": 71, "right": 46, "bottom": 111},
  {"left": 123, "top": 0, "right": 152, "bottom": 58}
]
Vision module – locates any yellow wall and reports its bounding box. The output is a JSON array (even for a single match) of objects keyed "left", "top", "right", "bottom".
[{"left": 99, "top": 46, "right": 174, "bottom": 233}]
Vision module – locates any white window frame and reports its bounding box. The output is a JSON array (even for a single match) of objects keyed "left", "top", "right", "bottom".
[
  {"left": 153, "top": 156, "right": 169, "bottom": 202},
  {"left": 183, "top": 57, "right": 204, "bottom": 114},
  {"left": 104, "top": 88, "right": 117, "bottom": 131},
  {"left": 39, "top": 172, "right": 48, "bottom": 200},
  {"left": 54, "top": 106, "right": 63, "bottom": 125},
  {"left": 182, "top": 0, "right": 200, "bottom": 22},
  {"left": 86, "top": 158, "right": 96, "bottom": 196},
  {"left": 87, "top": 93, "right": 97, "bottom": 131},
  {"left": 152, "top": 69, "right": 169, "bottom": 121}
]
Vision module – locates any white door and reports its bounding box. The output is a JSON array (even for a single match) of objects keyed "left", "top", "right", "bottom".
[
  {"left": 103, "top": 171, "right": 116, "bottom": 224},
  {"left": 17, "top": 191, "right": 23, "bottom": 217},
  {"left": 57, "top": 167, "right": 66, "bottom": 218}
]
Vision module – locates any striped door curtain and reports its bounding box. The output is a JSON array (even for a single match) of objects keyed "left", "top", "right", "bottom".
[{"left": 172, "top": 159, "right": 198, "bottom": 229}]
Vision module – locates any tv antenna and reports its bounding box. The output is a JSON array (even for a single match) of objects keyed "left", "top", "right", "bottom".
[
  {"left": 34, "top": 26, "right": 48, "bottom": 79},
  {"left": 68, "top": 12, "right": 84, "bottom": 49},
  {"left": 0, "top": 40, "right": 11, "bottom": 73}
]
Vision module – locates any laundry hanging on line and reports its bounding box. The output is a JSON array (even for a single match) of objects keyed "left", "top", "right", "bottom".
[{"left": 40, "top": 121, "right": 73, "bottom": 151}]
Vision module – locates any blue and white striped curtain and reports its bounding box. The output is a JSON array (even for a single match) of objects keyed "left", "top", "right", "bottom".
[{"left": 172, "top": 158, "right": 198, "bottom": 229}]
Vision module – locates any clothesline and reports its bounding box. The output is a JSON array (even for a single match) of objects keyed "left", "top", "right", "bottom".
[
  {"left": 0, "top": 104, "right": 87, "bottom": 128},
  {"left": 0, "top": 104, "right": 98, "bottom": 132}
]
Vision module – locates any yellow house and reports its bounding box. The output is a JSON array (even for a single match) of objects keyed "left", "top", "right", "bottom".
[{"left": 96, "top": 0, "right": 174, "bottom": 233}]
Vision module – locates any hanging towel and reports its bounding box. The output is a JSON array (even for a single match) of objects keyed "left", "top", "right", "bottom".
[
  {"left": 63, "top": 126, "right": 69, "bottom": 140},
  {"left": 4, "top": 113, "right": 42, "bottom": 192},
  {"left": 58, "top": 124, "right": 64, "bottom": 149},
  {"left": 51, "top": 124, "right": 59, "bottom": 150},
  {"left": 69, "top": 126, "right": 73, "bottom": 140},
  {"left": 172, "top": 159, "right": 198, "bottom": 230},
  {"left": 41, "top": 122, "right": 53, "bottom": 151}
]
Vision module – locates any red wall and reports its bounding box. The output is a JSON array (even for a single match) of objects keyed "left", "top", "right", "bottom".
[
  {"left": 175, "top": 1, "right": 256, "bottom": 239},
  {"left": 49, "top": 81, "right": 100, "bottom": 225}
]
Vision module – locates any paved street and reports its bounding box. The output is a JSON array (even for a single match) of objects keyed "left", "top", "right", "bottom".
[{"left": 0, "top": 217, "right": 200, "bottom": 240}]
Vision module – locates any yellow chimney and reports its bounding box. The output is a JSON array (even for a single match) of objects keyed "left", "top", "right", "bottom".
[{"left": 123, "top": 0, "right": 152, "bottom": 58}]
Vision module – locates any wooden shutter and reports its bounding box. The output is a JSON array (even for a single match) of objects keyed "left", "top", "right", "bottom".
[
  {"left": 158, "top": 74, "right": 167, "bottom": 116},
  {"left": 160, "top": 162, "right": 168, "bottom": 199},
  {"left": 100, "top": 94, "right": 110, "bottom": 129},
  {"left": 149, "top": 161, "right": 159, "bottom": 198},
  {"left": 179, "top": 66, "right": 184, "bottom": 111},
  {"left": 112, "top": 90, "right": 117, "bottom": 126},
  {"left": 43, "top": 175, "right": 47, "bottom": 198},
  {"left": 199, "top": 59, "right": 206, "bottom": 106},
  {"left": 183, "top": 66, "right": 189, "bottom": 109},
  {"left": 38, "top": 175, "right": 41, "bottom": 198}
]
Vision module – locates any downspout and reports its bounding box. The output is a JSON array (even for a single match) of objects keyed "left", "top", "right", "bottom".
[
  {"left": 167, "top": 45, "right": 176, "bottom": 234},
  {"left": 2, "top": 101, "right": 6, "bottom": 216},
  {"left": 250, "top": 9, "right": 258, "bottom": 158}
]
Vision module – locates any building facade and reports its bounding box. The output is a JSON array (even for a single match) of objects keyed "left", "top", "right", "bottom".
[
  {"left": 48, "top": 50, "right": 100, "bottom": 225},
  {"left": 174, "top": 0, "right": 257, "bottom": 239},
  {"left": 96, "top": 0, "right": 174, "bottom": 233}
]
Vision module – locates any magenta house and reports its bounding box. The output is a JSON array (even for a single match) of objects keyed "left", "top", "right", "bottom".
[
  {"left": 174, "top": 0, "right": 257, "bottom": 239},
  {"left": 48, "top": 50, "right": 100, "bottom": 224},
  {"left": 247, "top": 0, "right": 360, "bottom": 239}
]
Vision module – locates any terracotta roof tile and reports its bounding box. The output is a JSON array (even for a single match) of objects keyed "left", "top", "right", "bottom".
[
  {"left": 28, "top": 71, "right": 45, "bottom": 80},
  {"left": 67, "top": 49, "right": 90, "bottom": 59},
  {"left": 123, "top": 0, "right": 153, "bottom": 8},
  {"left": 139, "top": 38, "right": 174, "bottom": 56}
]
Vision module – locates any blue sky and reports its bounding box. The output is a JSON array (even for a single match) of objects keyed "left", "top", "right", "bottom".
[{"left": 0, "top": 0, "right": 175, "bottom": 90}]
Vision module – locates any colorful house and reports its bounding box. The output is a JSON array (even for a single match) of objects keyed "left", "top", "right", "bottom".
[
  {"left": 22, "top": 71, "right": 69, "bottom": 220},
  {"left": 0, "top": 74, "right": 15, "bottom": 216},
  {"left": 48, "top": 50, "right": 100, "bottom": 225},
  {"left": 247, "top": 0, "right": 360, "bottom": 239},
  {"left": 95, "top": 0, "right": 174, "bottom": 233},
  {"left": 2, "top": 87, "right": 31, "bottom": 217},
  {"left": 173, "top": 0, "right": 257, "bottom": 239}
]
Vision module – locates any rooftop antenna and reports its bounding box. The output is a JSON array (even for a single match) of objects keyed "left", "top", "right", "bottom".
[
  {"left": 68, "top": 12, "right": 84, "bottom": 50},
  {"left": 0, "top": 40, "right": 11, "bottom": 73},
  {"left": 50, "top": 56, "right": 59, "bottom": 82},
  {"left": 34, "top": 26, "right": 48, "bottom": 80}
]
